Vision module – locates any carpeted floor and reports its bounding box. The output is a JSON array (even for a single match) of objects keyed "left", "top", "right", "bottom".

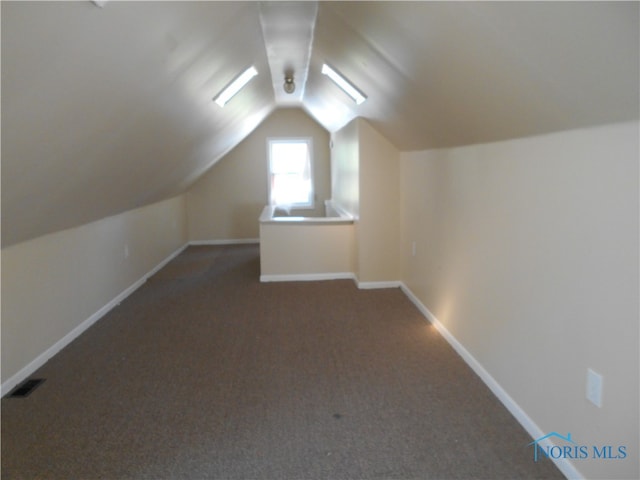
[{"left": 1, "top": 245, "right": 564, "bottom": 479}]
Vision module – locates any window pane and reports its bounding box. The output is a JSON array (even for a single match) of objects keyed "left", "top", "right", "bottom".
[
  {"left": 271, "top": 143, "right": 308, "bottom": 173},
  {"left": 269, "top": 139, "right": 313, "bottom": 207}
]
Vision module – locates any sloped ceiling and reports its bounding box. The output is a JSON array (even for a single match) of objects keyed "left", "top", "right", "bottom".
[{"left": 2, "top": 1, "right": 638, "bottom": 247}]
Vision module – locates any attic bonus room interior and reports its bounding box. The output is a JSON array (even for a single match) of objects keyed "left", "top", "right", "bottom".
[{"left": 1, "top": 2, "right": 638, "bottom": 479}]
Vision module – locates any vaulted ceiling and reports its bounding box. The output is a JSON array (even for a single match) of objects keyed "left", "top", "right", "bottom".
[{"left": 2, "top": 1, "right": 638, "bottom": 247}]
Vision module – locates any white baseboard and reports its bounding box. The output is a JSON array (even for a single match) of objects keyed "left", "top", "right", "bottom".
[
  {"left": 399, "top": 282, "right": 583, "bottom": 480},
  {"left": 356, "top": 280, "right": 401, "bottom": 290},
  {"left": 260, "top": 272, "right": 356, "bottom": 283},
  {"left": 1, "top": 243, "right": 189, "bottom": 397},
  {"left": 147, "top": 243, "right": 189, "bottom": 278},
  {"left": 189, "top": 239, "right": 259, "bottom": 246}
]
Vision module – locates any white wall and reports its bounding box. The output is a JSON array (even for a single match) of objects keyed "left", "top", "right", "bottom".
[
  {"left": 400, "top": 122, "right": 639, "bottom": 480},
  {"left": 1, "top": 196, "right": 188, "bottom": 391},
  {"left": 330, "top": 118, "right": 400, "bottom": 284},
  {"left": 330, "top": 119, "right": 360, "bottom": 218},
  {"left": 259, "top": 222, "right": 355, "bottom": 280},
  {"left": 357, "top": 119, "right": 400, "bottom": 283}
]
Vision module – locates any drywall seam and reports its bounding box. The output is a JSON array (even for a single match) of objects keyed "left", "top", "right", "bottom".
[
  {"left": 1, "top": 242, "right": 189, "bottom": 397},
  {"left": 399, "top": 282, "right": 584, "bottom": 480}
]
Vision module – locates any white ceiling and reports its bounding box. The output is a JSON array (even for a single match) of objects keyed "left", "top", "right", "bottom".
[
  {"left": 2, "top": 1, "right": 638, "bottom": 247},
  {"left": 259, "top": 1, "right": 317, "bottom": 106}
]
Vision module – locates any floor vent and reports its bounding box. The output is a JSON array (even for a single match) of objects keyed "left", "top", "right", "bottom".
[{"left": 8, "top": 379, "right": 45, "bottom": 398}]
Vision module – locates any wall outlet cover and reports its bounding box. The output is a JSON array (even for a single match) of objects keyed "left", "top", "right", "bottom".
[{"left": 586, "top": 368, "right": 603, "bottom": 407}]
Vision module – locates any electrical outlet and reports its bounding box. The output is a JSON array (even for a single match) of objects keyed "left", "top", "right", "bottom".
[
  {"left": 586, "top": 368, "right": 603, "bottom": 407},
  {"left": 124, "top": 244, "right": 129, "bottom": 259},
  {"left": 411, "top": 241, "right": 417, "bottom": 257}
]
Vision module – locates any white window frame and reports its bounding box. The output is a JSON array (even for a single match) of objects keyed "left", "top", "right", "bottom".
[{"left": 267, "top": 137, "right": 314, "bottom": 209}]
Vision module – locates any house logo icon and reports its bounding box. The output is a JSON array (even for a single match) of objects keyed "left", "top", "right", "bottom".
[{"left": 528, "top": 432, "right": 576, "bottom": 462}]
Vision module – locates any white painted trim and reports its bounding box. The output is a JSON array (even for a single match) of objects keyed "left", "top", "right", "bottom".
[
  {"left": 356, "top": 280, "right": 401, "bottom": 290},
  {"left": 325, "top": 199, "right": 355, "bottom": 220},
  {"left": 259, "top": 204, "right": 353, "bottom": 225},
  {"left": 260, "top": 272, "right": 355, "bottom": 283},
  {"left": 189, "top": 239, "right": 259, "bottom": 246},
  {"left": 1, "top": 243, "right": 189, "bottom": 397},
  {"left": 399, "top": 282, "right": 583, "bottom": 480},
  {"left": 261, "top": 273, "right": 402, "bottom": 290}
]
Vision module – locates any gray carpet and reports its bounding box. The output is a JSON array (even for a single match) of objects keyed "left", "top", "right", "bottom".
[{"left": 1, "top": 245, "right": 564, "bottom": 479}]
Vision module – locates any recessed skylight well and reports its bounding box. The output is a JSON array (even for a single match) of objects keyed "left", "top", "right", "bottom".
[
  {"left": 214, "top": 66, "right": 258, "bottom": 107},
  {"left": 321, "top": 63, "right": 366, "bottom": 105}
]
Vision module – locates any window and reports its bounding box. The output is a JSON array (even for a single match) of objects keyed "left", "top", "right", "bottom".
[{"left": 268, "top": 138, "right": 314, "bottom": 208}]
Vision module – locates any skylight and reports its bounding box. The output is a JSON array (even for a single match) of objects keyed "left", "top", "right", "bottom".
[
  {"left": 214, "top": 66, "right": 258, "bottom": 107},
  {"left": 321, "top": 63, "right": 367, "bottom": 105}
]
